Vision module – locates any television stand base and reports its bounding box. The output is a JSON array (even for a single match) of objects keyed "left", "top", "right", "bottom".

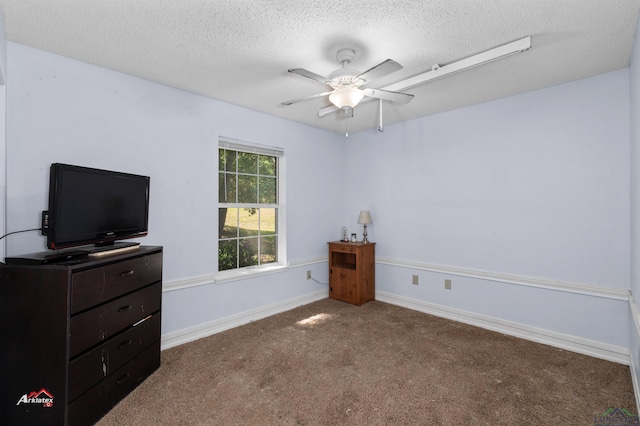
[
  {"left": 88, "top": 242, "right": 141, "bottom": 258},
  {"left": 4, "top": 248, "right": 90, "bottom": 265}
]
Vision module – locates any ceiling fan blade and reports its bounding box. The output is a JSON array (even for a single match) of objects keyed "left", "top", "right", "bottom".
[
  {"left": 357, "top": 59, "right": 403, "bottom": 85},
  {"left": 288, "top": 68, "right": 330, "bottom": 84},
  {"left": 363, "top": 88, "right": 414, "bottom": 104},
  {"left": 281, "top": 91, "right": 333, "bottom": 106},
  {"left": 318, "top": 104, "right": 340, "bottom": 117}
]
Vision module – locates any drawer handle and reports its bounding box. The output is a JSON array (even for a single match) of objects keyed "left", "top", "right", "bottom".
[
  {"left": 118, "top": 304, "right": 133, "bottom": 312},
  {"left": 118, "top": 339, "right": 133, "bottom": 350},
  {"left": 133, "top": 315, "right": 153, "bottom": 327},
  {"left": 120, "top": 270, "right": 135, "bottom": 276},
  {"left": 116, "top": 372, "right": 131, "bottom": 385}
]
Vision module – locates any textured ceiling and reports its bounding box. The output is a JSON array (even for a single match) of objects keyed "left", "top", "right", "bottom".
[{"left": 0, "top": 0, "right": 639, "bottom": 135}]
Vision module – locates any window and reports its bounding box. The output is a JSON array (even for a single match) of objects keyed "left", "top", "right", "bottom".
[{"left": 218, "top": 139, "right": 283, "bottom": 272}]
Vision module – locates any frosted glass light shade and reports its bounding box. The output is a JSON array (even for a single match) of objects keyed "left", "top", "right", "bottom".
[{"left": 329, "top": 87, "right": 364, "bottom": 109}]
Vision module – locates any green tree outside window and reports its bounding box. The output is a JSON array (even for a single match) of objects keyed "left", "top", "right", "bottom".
[{"left": 218, "top": 146, "right": 278, "bottom": 271}]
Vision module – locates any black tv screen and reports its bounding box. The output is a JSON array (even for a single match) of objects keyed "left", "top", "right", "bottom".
[{"left": 46, "top": 163, "right": 150, "bottom": 250}]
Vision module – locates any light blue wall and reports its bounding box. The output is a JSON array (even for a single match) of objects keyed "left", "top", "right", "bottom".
[
  {"left": 344, "top": 69, "right": 631, "bottom": 352},
  {"left": 345, "top": 72, "right": 630, "bottom": 287},
  {"left": 4, "top": 43, "right": 345, "bottom": 334},
  {"left": 630, "top": 14, "right": 640, "bottom": 398}
]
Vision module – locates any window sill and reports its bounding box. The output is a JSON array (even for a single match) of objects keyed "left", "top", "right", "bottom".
[
  {"left": 214, "top": 263, "right": 289, "bottom": 285},
  {"left": 162, "top": 258, "right": 326, "bottom": 293}
]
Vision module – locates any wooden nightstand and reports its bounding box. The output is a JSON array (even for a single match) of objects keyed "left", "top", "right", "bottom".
[{"left": 328, "top": 241, "right": 375, "bottom": 306}]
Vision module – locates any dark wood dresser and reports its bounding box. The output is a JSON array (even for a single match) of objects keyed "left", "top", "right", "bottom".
[{"left": 0, "top": 245, "right": 163, "bottom": 425}]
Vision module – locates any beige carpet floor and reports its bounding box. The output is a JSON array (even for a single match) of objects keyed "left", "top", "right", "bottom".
[{"left": 97, "top": 298, "right": 637, "bottom": 425}]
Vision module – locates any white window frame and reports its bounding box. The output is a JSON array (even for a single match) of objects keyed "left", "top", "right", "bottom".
[{"left": 217, "top": 138, "right": 286, "bottom": 281}]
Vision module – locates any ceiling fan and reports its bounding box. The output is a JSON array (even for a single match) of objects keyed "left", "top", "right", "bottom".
[
  {"left": 284, "top": 37, "right": 532, "bottom": 133},
  {"left": 281, "top": 48, "right": 414, "bottom": 117}
]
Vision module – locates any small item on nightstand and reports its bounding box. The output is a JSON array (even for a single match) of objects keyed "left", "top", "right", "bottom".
[
  {"left": 341, "top": 227, "right": 348, "bottom": 242},
  {"left": 351, "top": 233, "right": 357, "bottom": 243}
]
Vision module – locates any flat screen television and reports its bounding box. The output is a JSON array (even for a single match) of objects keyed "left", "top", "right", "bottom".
[{"left": 45, "top": 163, "right": 150, "bottom": 251}]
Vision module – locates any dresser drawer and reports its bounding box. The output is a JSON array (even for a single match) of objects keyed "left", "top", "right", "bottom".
[
  {"left": 71, "top": 252, "right": 162, "bottom": 314},
  {"left": 68, "top": 313, "right": 161, "bottom": 401},
  {"left": 69, "top": 341, "right": 160, "bottom": 426},
  {"left": 68, "top": 379, "right": 108, "bottom": 426},
  {"left": 107, "top": 340, "right": 161, "bottom": 404},
  {"left": 70, "top": 282, "right": 162, "bottom": 357},
  {"left": 108, "top": 313, "right": 161, "bottom": 374},
  {"left": 329, "top": 243, "right": 357, "bottom": 254},
  {"left": 69, "top": 340, "right": 161, "bottom": 425}
]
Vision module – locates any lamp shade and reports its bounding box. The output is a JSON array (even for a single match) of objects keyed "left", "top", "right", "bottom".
[
  {"left": 329, "top": 87, "right": 365, "bottom": 109},
  {"left": 357, "top": 210, "right": 372, "bottom": 225}
]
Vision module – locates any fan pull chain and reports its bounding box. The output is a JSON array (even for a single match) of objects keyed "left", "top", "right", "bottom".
[{"left": 378, "top": 99, "right": 384, "bottom": 132}]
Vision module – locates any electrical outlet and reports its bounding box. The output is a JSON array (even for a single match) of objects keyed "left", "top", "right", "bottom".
[
  {"left": 445, "top": 279, "right": 452, "bottom": 290},
  {"left": 306, "top": 270, "right": 311, "bottom": 280},
  {"left": 412, "top": 275, "right": 419, "bottom": 285}
]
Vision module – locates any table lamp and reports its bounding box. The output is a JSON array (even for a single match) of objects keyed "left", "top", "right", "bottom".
[{"left": 357, "top": 211, "right": 372, "bottom": 243}]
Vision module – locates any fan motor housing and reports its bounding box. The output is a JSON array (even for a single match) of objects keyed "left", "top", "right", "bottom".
[
  {"left": 336, "top": 48, "right": 355, "bottom": 64},
  {"left": 330, "top": 48, "right": 363, "bottom": 88}
]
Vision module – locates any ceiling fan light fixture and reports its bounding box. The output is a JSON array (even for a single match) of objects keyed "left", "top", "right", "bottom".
[{"left": 329, "top": 87, "right": 364, "bottom": 109}]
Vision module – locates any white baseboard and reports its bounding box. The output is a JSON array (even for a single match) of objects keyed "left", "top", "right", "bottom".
[
  {"left": 161, "top": 289, "right": 327, "bottom": 350},
  {"left": 376, "top": 291, "right": 630, "bottom": 365},
  {"left": 162, "top": 287, "right": 630, "bottom": 365}
]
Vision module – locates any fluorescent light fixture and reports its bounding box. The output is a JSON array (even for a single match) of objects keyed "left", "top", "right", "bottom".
[{"left": 318, "top": 36, "right": 531, "bottom": 117}]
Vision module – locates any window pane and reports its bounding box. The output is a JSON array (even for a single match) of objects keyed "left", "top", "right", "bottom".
[
  {"left": 260, "top": 236, "right": 277, "bottom": 264},
  {"left": 259, "top": 155, "right": 276, "bottom": 176},
  {"left": 219, "top": 149, "right": 236, "bottom": 172},
  {"left": 239, "top": 208, "right": 259, "bottom": 237},
  {"left": 218, "top": 239, "right": 237, "bottom": 271},
  {"left": 219, "top": 173, "right": 236, "bottom": 203},
  {"left": 238, "top": 175, "right": 258, "bottom": 203},
  {"left": 238, "top": 152, "right": 257, "bottom": 174},
  {"left": 259, "top": 176, "right": 277, "bottom": 204},
  {"left": 218, "top": 144, "right": 280, "bottom": 272},
  {"left": 220, "top": 208, "right": 239, "bottom": 239},
  {"left": 239, "top": 237, "right": 259, "bottom": 268},
  {"left": 260, "top": 208, "right": 277, "bottom": 235}
]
